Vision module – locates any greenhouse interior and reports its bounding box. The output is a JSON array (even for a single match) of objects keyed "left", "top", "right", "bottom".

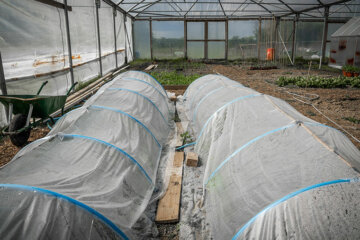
[{"left": 0, "top": 0, "right": 360, "bottom": 239}]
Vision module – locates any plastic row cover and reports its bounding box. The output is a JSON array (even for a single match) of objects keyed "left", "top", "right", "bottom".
[
  {"left": 0, "top": 71, "right": 170, "bottom": 239},
  {"left": 182, "top": 74, "right": 360, "bottom": 239}
]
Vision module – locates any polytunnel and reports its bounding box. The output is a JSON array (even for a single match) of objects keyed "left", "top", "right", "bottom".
[
  {"left": 179, "top": 74, "right": 360, "bottom": 239},
  {"left": 0, "top": 71, "right": 172, "bottom": 239}
]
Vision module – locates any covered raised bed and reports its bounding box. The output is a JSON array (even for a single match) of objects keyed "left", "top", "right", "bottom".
[
  {"left": 180, "top": 74, "right": 360, "bottom": 239},
  {"left": 0, "top": 71, "right": 172, "bottom": 239}
]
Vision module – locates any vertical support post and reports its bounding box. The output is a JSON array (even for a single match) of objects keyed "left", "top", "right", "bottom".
[
  {"left": 124, "top": 14, "right": 128, "bottom": 64},
  {"left": 0, "top": 52, "right": 7, "bottom": 96},
  {"left": 150, "top": 19, "right": 153, "bottom": 60},
  {"left": 184, "top": 19, "right": 187, "bottom": 59},
  {"left": 320, "top": 6, "right": 329, "bottom": 67},
  {"left": 225, "top": 19, "right": 228, "bottom": 60},
  {"left": 131, "top": 20, "right": 134, "bottom": 62},
  {"left": 292, "top": 14, "right": 299, "bottom": 65},
  {"left": 95, "top": 0, "right": 102, "bottom": 76},
  {"left": 113, "top": 7, "right": 118, "bottom": 68},
  {"left": 258, "top": 17, "right": 262, "bottom": 61},
  {"left": 63, "top": 0, "right": 75, "bottom": 88},
  {"left": 204, "top": 21, "right": 208, "bottom": 60},
  {"left": 0, "top": 52, "right": 8, "bottom": 122},
  {"left": 274, "top": 17, "right": 280, "bottom": 62}
]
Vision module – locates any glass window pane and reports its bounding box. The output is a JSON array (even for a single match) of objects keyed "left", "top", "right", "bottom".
[
  {"left": 152, "top": 21, "right": 184, "bottom": 59},
  {"left": 134, "top": 21, "right": 150, "bottom": 59},
  {"left": 208, "top": 41, "right": 225, "bottom": 59},
  {"left": 187, "top": 22, "right": 204, "bottom": 40},
  {"left": 188, "top": 42, "right": 204, "bottom": 59},
  {"left": 296, "top": 22, "right": 323, "bottom": 59},
  {"left": 208, "top": 22, "right": 225, "bottom": 40},
  {"left": 229, "top": 20, "right": 258, "bottom": 60}
]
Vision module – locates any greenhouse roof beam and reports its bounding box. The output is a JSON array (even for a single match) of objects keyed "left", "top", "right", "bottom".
[
  {"left": 164, "top": 0, "right": 183, "bottom": 16},
  {"left": 281, "top": 0, "right": 351, "bottom": 18},
  {"left": 127, "top": 0, "right": 147, "bottom": 13},
  {"left": 248, "top": 0, "right": 272, "bottom": 14},
  {"left": 103, "top": 0, "right": 133, "bottom": 19},
  {"left": 35, "top": 0, "right": 72, "bottom": 11},
  {"left": 185, "top": 0, "right": 199, "bottom": 17},
  {"left": 276, "top": 0, "right": 295, "bottom": 13},
  {"left": 134, "top": 0, "right": 162, "bottom": 16},
  {"left": 218, "top": 0, "right": 226, "bottom": 16}
]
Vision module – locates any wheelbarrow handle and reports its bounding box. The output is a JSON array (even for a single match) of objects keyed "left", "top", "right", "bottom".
[
  {"left": 66, "top": 82, "right": 78, "bottom": 96},
  {"left": 36, "top": 81, "right": 48, "bottom": 95}
]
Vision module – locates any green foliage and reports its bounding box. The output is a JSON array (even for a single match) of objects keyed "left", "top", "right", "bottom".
[
  {"left": 276, "top": 75, "right": 360, "bottom": 88},
  {"left": 75, "top": 75, "right": 101, "bottom": 92},
  {"left": 343, "top": 117, "right": 360, "bottom": 124},
  {"left": 151, "top": 71, "right": 201, "bottom": 85},
  {"left": 180, "top": 131, "right": 194, "bottom": 144},
  {"left": 129, "top": 59, "right": 151, "bottom": 66},
  {"left": 342, "top": 65, "right": 360, "bottom": 73}
]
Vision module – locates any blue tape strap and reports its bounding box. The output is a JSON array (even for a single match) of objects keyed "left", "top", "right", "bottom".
[
  {"left": 176, "top": 142, "right": 196, "bottom": 151},
  {"left": 60, "top": 134, "right": 153, "bottom": 184},
  {"left": 192, "top": 85, "right": 246, "bottom": 123},
  {"left": 0, "top": 184, "right": 129, "bottom": 240},
  {"left": 121, "top": 77, "right": 167, "bottom": 100},
  {"left": 90, "top": 105, "right": 161, "bottom": 149},
  {"left": 232, "top": 178, "right": 354, "bottom": 240},
  {"left": 107, "top": 87, "right": 169, "bottom": 128},
  {"left": 303, "top": 121, "right": 345, "bottom": 136},
  {"left": 197, "top": 94, "right": 263, "bottom": 140},
  {"left": 128, "top": 70, "right": 168, "bottom": 97},
  {"left": 205, "top": 123, "right": 297, "bottom": 185}
]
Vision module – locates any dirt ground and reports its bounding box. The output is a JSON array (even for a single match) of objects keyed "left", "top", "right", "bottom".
[{"left": 0, "top": 125, "right": 50, "bottom": 167}]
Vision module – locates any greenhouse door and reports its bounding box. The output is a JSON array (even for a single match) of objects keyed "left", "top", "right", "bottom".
[{"left": 186, "top": 21, "right": 226, "bottom": 60}]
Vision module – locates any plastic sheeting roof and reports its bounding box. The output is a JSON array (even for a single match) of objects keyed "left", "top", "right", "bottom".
[
  {"left": 332, "top": 16, "right": 360, "bottom": 36},
  {"left": 111, "top": 0, "right": 360, "bottom": 19}
]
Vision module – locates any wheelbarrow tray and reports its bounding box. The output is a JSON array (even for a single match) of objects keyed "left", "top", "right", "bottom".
[{"left": 0, "top": 95, "right": 67, "bottom": 119}]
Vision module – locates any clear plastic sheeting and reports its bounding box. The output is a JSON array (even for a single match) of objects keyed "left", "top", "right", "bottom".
[
  {"left": 329, "top": 17, "right": 360, "bottom": 68},
  {"left": 152, "top": 21, "right": 185, "bottom": 59},
  {"left": 0, "top": 71, "right": 173, "bottom": 239},
  {"left": 116, "top": 0, "right": 360, "bottom": 19},
  {"left": 0, "top": 0, "right": 131, "bottom": 127},
  {"left": 134, "top": 21, "right": 151, "bottom": 59},
  {"left": 0, "top": 0, "right": 69, "bottom": 79},
  {"left": 179, "top": 74, "right": 360, "bottom": 239}
]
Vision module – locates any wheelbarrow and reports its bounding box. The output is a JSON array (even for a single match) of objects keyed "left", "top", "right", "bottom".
[{"left": 0, "top": 81, "right": 77, "bottom": 146}]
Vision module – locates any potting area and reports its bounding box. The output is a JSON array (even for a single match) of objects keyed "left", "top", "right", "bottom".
[{"left": 1, "top": 1, "right": 360, "bottom": 239}]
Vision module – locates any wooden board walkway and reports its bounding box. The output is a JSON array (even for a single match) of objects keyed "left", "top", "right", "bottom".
[{"left": 155, "top": 151, "right": 184, "bottom": 223}]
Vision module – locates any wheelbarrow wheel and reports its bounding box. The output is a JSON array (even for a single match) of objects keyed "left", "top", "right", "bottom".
[{"left": 9, "top": 114, "right": 31, "bottom": 147}]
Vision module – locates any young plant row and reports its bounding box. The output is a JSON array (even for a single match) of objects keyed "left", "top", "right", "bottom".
[
  {"left": 276, "top": 75, "right": 360, "bottom": 88},
  {"left": 151, "top": 71, "right": 201, "bottom": 85},
  {"left": 342, "top": 65, "right": 360, "bottom": 77}
]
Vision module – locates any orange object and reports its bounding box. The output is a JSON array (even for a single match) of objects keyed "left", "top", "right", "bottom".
[
  {"left": 346, "top": 71, "right": 353, "bottom": 77},
  {"left": 354, "top": 72, "right": 359, "bottom": 77},
  {"left": 266, "top": 48, "right": 275, "bottom": 61}
]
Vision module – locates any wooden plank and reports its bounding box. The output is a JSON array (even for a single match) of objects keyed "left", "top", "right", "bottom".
[
  {"left": 173, "top": 151, "right": 184, "bottom": 168},
  {"left": 176, "top": 122, "right": 184, "bottom": 148},
  {"left": 156, "top": 152, "right": 184, "bottom": 223},
  {"left": 186, "top": 152, "right": 199, "bottom": 167},
  {"left": 144, "top": 64, "right": 155, "bottom": 71},
  {"left": 176, "top": 122, "right": 184, "bottom": 134}
]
